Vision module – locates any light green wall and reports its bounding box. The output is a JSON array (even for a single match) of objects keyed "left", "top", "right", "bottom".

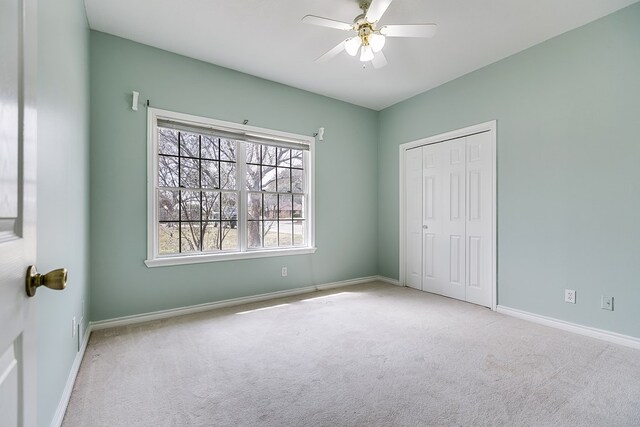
[
  {"left": 36, "top": 0, "right": 90, "bottom": 425},
  {"left": 89, "top": 32, "right": 379, "bottom": 321},
  {"left": 31, "top": 3, "right": 640, "bottom": 425},
  {"left": 378, "top": 3, "right": 640, "bottom": 337}
]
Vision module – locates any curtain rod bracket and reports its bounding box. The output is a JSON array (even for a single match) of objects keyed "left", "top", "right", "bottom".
[
  {"left": 132, "top": 91, "right": 139, "bottom": 111},
  {"left": 132, "top": 91, "right": 151, "bottom": 110}
]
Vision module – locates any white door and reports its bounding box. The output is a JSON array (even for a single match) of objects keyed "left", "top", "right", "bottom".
[
  {"left": 421, "top": 138, "right": 467, "bottom": 300},
  {"left": 0, "top": 0, "right": 38, "bottom": 425},
  {"left": 464, "top": 132, "right": 493, "bottom": 307},
  {"left": 403, "top": 129, "right": 494, "bottom": 308},
  {"left": 404, "top": 148, "right": 422, "bottom": 290},
  {"left": 440, "top": 138, "right": 467, "bottom": 301},
  {"left": 420, "top": 141, "right": 445, "bottom": 295}
]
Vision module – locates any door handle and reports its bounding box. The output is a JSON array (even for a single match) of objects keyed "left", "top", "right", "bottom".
[
  {"left": 422, "top": 225, "right": 429, "bottom": 229},
  {"left": 25, "top": 265, "right": 67, "bottom": 297}
]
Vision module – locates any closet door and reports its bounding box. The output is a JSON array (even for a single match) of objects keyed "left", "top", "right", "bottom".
[
  {"left": 403, "top": 130, "right": 493, "bottom": 309},
  {"left": 440, "top": 138, "right": 466, "bottom": 300},
  {"left": 465, "top": 132, "right": 493, "bottom": 307},
  {"left": 405, "top": 148, "right": 422, "bottom": 290},
  {"left": 421, "top": 142, "right": 445, "bottom": 295},
  {"left": 421, "top": 139, "right": 466, "bottom": 299}
]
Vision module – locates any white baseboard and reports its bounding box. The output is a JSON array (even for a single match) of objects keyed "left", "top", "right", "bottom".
[
  {"left": 315, "top": 275, "right": 378, "bottom": 290},
  {"left": 50, "top": 324, "right": 93, "bottom": 427},
  {"left": 375, "top": 275, "right": 402, "bottom": 286},
  {"left": 91, "top": 276, "right": 385, "bottom": 331},
  {"left": 497, "top": 305, "right": 640, "bottom": 350}
]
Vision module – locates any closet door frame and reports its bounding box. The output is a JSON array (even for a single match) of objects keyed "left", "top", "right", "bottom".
[{"left": 398, "top": 120, "right": 497, "bottom": 310}]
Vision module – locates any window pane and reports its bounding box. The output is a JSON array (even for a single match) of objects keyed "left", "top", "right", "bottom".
[
  {"left": 247, "top": 193, "right": 262, "bottom": 220},
  {"left": 180, "top": 157, "right": 200, "bottom": 188},
  {"left": 220, "top": 161, "right": 236, "bottom": 190},
  {"left": 248, "top": 221, "right": 262, "bottom": 248},
  {"left": 262, "top": 145, "right": 276, "bottom": 165},
  {"left": 246, "top": 164, "right": 261, "bottom": 191},
  {"left": 202, "top": 223, "right": 220, "bottom": 252},
  {"left": 291, "top": 168, "right": 304, "bottom": 193},
  {"left": 277, "top": 148, "right": 291, "bottom": 167},
  {"left": 180, "top": 222, "right": 201, "bottom": 253},
  {"left": 263, "top": 221, "right": 277, "bottom": 248},
  {"left": 262, "top": 166, "right": 276, "bottom": 192},
  {"left": 220, "top": 139, "right": 236, "bottom": 161},
  {"left": 201, "top": 160, "right": 219, "bottom": 189},
  {"left": 221, "top": 193, "right": 237, "bottom": 221},
  {"left": 277, "top": 167, "right": 291, "bottom": 193},
  {"left": 246, "top": 142, "right": 260, "bottom": 164},
  {"left": 158, "top": 128, "right": 178, "bottom": 155},
  {"left": 180, "top": 132, "right": 200, "bottom": 158},
  {"left": 159, "top": 222, "right": 179, "bottom": 254},
  {"left": 180, "top": 191, "right": 201, "bottom": 221},
  {"left": 220, "top": 222, "right": 238, "bottom": 251},
  {"left": 291, "top": 149, "right": 303, "bottom": 168},
  {"left": 264, "top": 194, "right": 278, "bottom": 220},
  {"left": 278, "top": 194, "right": 292, "bottom": 219},
  {"left": 202, "top": 136, "right": 218, "bottom": 160},
  {"left": 202, "top": 191, "right": 220, "bottom": 221},
  {"left": 158, "top": 190, "right": 179, "bottom": 221},
  {"left": 158, "top": 155, "right": 179, "bottom": 187},
  {"left": 293, "top": 220, "right": 305, "bottom": 246},
  {"left": 293, "top": 195, "right": 304, "bottom": 219},
  {"left": 279, "top": 221, "right": 293, "bottom": 246}
]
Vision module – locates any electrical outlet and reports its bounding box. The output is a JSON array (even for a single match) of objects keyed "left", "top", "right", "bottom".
[
  {"left": 601, "top": 296, "right": 614, "bottom": 311},
  {"left": 564, "top": 289, "right": 576, "bottom": 304},
  {"left": 72, "top": 317, "right": 76, "bottom": 337},
  {"left": 281, "top": 267, "right": 288, "bottom": 277}
]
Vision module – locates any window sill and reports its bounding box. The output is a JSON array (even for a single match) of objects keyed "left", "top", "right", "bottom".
[{"left": 144, "top": 247, "right": 317, "bottom": 268}]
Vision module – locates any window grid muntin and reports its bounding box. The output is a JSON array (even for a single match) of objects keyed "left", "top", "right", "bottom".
[
  {"left": 157, "top": 129, "right": 238, "bottom": 254},
  {"left": 243, "top": 194, "right": 307, "bottom": 250},
  {"left": 157, "top": 189, "right": 239, "bottom": 254},
  {"left": 244, "top": 143, "right": 306, "bottom": 249}
]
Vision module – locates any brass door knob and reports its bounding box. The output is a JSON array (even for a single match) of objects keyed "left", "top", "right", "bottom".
[{"left": 25, "top": 265, "right": 67, "bottom": 297}]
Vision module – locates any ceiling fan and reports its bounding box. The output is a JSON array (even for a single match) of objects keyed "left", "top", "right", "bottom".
[{"left": 302, "top": 0, "right": 437, "bottom": 69}]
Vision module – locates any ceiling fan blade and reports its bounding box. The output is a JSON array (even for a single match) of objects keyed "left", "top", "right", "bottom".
[
  {"left": 380, "top": 24, "right": 437, "bottom": 38},
  {"left": 365, "top": 0, "right": 393, "bottom": 23},
  {"left": 302, "top": 15, "right": 353, "bottom": 31},
  {"left": 316, "top": 40, "right": 346, "bottom": 63},
  {"left": 371, "top": 51, "right": 388, "bottom": 69}
]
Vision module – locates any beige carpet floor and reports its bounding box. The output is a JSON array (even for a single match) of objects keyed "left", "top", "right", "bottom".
[{"left": 62, "top": 282, "right": 640, "bottom": 426}]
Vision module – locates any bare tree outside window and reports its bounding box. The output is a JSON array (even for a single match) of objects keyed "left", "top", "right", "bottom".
[
  {"left": 245, "top": 142, "right": 305, "bottom": 249},
  {"left": 157, "top": 128, "right": 238, "bottom": 254}
]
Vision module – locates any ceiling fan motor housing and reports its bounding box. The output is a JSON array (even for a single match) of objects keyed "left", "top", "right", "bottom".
[
  {"left": 358, "top": 23, "right": 374, "bottom": 45},
  {"left": 358, "top": 0, "right": 371, "bottom": 12}
]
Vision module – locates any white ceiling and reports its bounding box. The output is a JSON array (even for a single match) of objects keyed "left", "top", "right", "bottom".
[{"left": 84, "top": 0, "right": 638, "bottom": 110}]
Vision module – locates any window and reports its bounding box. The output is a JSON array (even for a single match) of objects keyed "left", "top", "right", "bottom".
[{"left": 146, "top": 108, "right": 315, "bottom": 267}]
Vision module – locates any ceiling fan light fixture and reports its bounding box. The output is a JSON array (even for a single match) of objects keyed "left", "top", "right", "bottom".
[
  {"left": 369, "top": 33, "right": 385, "bottom": 52},
  {"left": 345, "top": 37, "right": 361, "bottom": 56},
  {"left": 303, "top": 0, "right": 437, "bottom": 68},
  {"left": 359, "top": 44, "right": 374, "bottom": 62}
]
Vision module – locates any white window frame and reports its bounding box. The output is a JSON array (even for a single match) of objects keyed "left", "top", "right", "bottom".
[{"left": 145, "top": 108, "right": 316, "bottom": 267}]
